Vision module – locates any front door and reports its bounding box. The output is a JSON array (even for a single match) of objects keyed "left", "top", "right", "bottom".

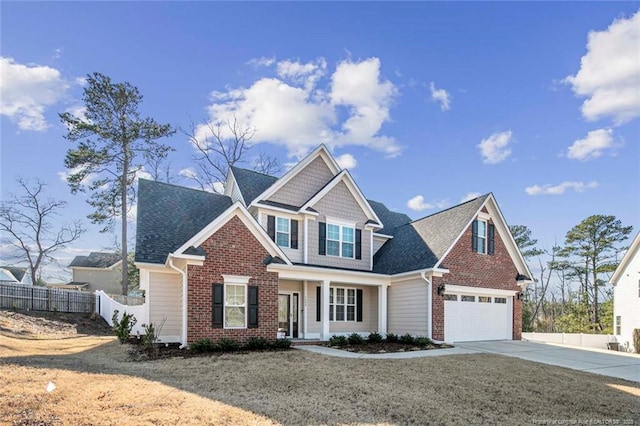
[{"left": 278, "top": 293, "right": 299, "bottom": 338}]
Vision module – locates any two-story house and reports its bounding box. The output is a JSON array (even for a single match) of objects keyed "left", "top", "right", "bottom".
[{"left": 134, "top": 145, "right": 533, "bottom": 346}]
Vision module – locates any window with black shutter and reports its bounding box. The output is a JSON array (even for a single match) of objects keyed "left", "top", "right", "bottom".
[
  {"left": 212, "top": 283, "right": 224, "bottom": 328},
  {"left": 248, "top": 286, "right": 259, "bottom": 328}
]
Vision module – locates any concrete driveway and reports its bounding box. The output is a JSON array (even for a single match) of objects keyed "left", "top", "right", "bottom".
[{"left": 457, "top": 340, "right": 640, "bottom": 383}]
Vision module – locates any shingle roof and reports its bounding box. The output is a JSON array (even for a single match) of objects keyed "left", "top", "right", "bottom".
[
  {"left": 230, "top": 166, "right": 278, "bottom": 205},
  {"left": 367, "top": 200, "right": 412, "bottom": 235},
  {"left": 135, "top": 179, "right": 233, "bottom": 264},
  {"left": 0, "top": 266, "right": 27, "bottom": 282},
  {"left": 69, "top": 252, "right": 121, "bottom": 268},
  {"left": 373, "top": 194, "right": 489, "bottom": 274}
]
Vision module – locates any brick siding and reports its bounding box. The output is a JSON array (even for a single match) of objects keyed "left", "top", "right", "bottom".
[
  {"left": 432, "top": 219, "right": 522, "bottom": 340},
  {"left": 186, "top": 215, "right": 279, "bottom": 344}
]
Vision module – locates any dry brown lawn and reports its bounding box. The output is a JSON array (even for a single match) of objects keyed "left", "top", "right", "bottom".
[{"left": 1, "top": 318, "right": 639, "bottom": 425}]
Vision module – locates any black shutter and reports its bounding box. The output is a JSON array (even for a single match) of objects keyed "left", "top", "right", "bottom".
[
  {"left": 355, "top": 229, "right": 362, "bottom": 260},
  {"left": 291, "top": 220, "right": 298, "bottom": 249},
  {"left": 212, "top": 283, "right": 224, "bottom": 328},
  {"left": 488, "top": 224, "right": 495, "bottom": 255},
  {"left": 356, "top": 289, "right": 363, "bottom": 322},
  {"left": 316, "top": 286, "right": 321, "bottom": 321},
  {"left": 248, "top": 285, "right": 259, "bottom": 328},
  {"left": 267, "top": 215, "right": 275, "bottom": 242},
  {"left": 471, "top": 220, "right": 479, "bottom": 252},
  {"left": 318, "top": 222, "right": 326, "bottom": 255}
]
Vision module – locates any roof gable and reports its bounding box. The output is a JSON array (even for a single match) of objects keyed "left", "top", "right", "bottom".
[
  {"left": 135, "top": 179, "right": 233, "bottom": 264},
  {"left": 69, "top": 252, "right": 121, "bottom": 269},
  {"left": 302, "top": 170, "right": 382, "bottom": 226},
  {"left": 173, "top": 202, "right": 291, "bottom": 265},
  {"left": 610, "top": 231, "right": 640, "bottom": 285},
  {"left": 229, "top": 166, "right": 278, "bottom": 205},
  {"left": 251, "top": 145, "right": 341, "bottom": 206},
  {"left": 368, "top": 200, "right": 412, "bottom": 235},
  {"left": 0, "top": 266, "right": 27, "bottom": 282}
]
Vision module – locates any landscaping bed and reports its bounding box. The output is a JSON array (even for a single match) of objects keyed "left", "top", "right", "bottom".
[
  {"left": 325, "top": 332, "right": 452, "bottom": 353},
  {"left": 0, "top": 309, "right": 111, "bottom": 338}
]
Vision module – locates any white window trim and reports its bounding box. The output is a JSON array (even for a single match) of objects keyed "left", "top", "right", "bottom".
[
  {"left": 222, "top": 275, "right": 250, "bottom": 329},
  {"left": 276, "top": 216, "right": 291, "bottom": 249},
  {"left": 326, "top": 223, "right": 355, "bottom": 259},
  {"left": 329, "top": 286, "right": 357, "bottom": 322},
  {"left": 476, "top": 219, "right": 488, "bottom": 255},
  {"left": 615, "top": 316, "right": 622, "bottom": 335}
]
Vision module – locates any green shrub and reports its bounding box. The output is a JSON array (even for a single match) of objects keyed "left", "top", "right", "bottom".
[
  {"left": 112, "top": 310, "right": 137, "bottom": 344},
  {"left": 329, "top": 335, "right": 348, "bottom": 347},
  {"left": 367, "top": 332, "right": 383, "bottom": 343},
  {"left": 271, "top": 338, "right": 292, "bottom": 349},
  {"left": 414, "top": 336, "right": 433, "bottom": 348},
  {"left": 217, "top": 337, "right": 240, "bottom": 352},
  {"left": 189, "top": 338, "right": 216, "bottom": 353},
  {"left": 400, "top": 333, "right": 415, "bottom": 345},
  {"left": 385, "top": 333, "right": 398, "bottom": 343},
  {"left": 348, "top": 333, "right": 364, "bottom": 345},
  {"left": 246, "top": 337, "right": 270, "bottom": 350},
  {"left": 141, "top": 319, "right": 165, "bottom": 357},
  {"left": 633, "top": 329, "right": 640, "bottom": 354}
]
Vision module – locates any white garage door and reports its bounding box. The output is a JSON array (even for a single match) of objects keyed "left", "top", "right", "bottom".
[{"left": 444, "top": 289, "right": 513, "bottom": 342}]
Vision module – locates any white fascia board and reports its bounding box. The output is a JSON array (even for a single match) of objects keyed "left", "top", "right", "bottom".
[
  {"left": 299, "top": 170, "right": 383, "bottom": 228},
  {"left": 173, "top": 202, "right": 292, "bottom": 265},
  {"left": 444, "top": 284, "right": 518, "bottom": 297},
  {"left": 373, "top": 233, "right": 393, "bottom": 240},
  {"left": 254, "top": 203, "right": 312, "bottom": 217},
  {"left": 250, "top": 145, "right": 340, "bottom": 206},
  {"left": 610, "top": 232, "right": 640, "bottom": 285},
  {"left": 390, "top": 267, "right": 450, "bottom": 283},
  {"left": 266, "top": 263, "right": 390, "bottom": 286},
  {"left": 134, "top": 262, "right": 176, "bottom": 272},
  {"left": 164, "top": 253, "right": 205, "bottom": 267}
]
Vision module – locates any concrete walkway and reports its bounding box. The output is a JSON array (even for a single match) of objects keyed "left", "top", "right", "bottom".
[
  {"left": 457, "top": 340, "right": 640, "bottom": 383},
  {"left": 295, "top": 341, "right": 640, "bottom": 383},
  {"left": 294, "top": 344, "right": 477, "bottom": 359}
]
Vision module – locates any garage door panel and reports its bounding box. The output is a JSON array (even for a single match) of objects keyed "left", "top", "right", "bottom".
[{"left": 444, "top": 291, "right": 512, "bottom": 342}]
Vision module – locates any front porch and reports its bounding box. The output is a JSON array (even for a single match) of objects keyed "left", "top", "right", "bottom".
[{"left": 270, "top": 264, "right": 389, "bottom": 341}]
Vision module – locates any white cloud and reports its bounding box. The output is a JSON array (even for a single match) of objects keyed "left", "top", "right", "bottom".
[
  {"left": 460, "top": 192, "right": 482, "bottom": 203},
  {"left": 57, "top": 165, "right": 96, "bottom": 186},
  {"left": 429, "top": 82, "right": 451, "bottom": 111},
  {"left": 336, "top": 153, "right": 357, "bottom": 169},
  {"left": 407, "top": 195, "right": 449, "bottom": 212},
  {"left": 0, "top": 56, "right": 70, "bottom": 131},
  {"left": 195, "top": 57, "right": 400, "bottom": 160},
  {"left": 564, "top": 11, "right": 640, "bottom": 124},
  {"left": 477, "top": 130, "right": 513, "bottom": 164},
  {"left": 525, "top": 181, "right": 598, "bottom": 195},
  {"left": 179, "top": 167, "right": 198, "bottom": 180},
  {"left": 247, "top": 56, "right": 276, "bottom": 67},
  {"left": 567, "top": 128, "right": 616, "bottom": 161}
]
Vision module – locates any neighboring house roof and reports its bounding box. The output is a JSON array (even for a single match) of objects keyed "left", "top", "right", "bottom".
[
  {"left": 373, "top": 195, "right": 489, "bottom": 274},
  {"left": 135, "top": 179, "right": 233, "bottom": 264},
  {"left": 610, "top": 231, "right": 640, "bottom": 285},
  {"left": 0, "top": 266, "right": 27, "bottom": 282},
  {"left": 368, "top": 200, "right": 413, "bottom": 235},
  {"left": 230, "top": 166, "right": 278, "bottom": 205},
  {"left": 69, "top": 252, "right": 121, "bottom": 268}
]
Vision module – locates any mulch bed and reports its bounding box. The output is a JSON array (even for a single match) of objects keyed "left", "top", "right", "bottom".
[{"left": 326, "top": 341, "right": 452, "bottom": 353}]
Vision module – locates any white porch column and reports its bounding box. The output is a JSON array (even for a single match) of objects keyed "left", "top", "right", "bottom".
[
  {"left": 321, "top": 279, "right": 330, "bottom": 341},
  {"left": 378, "top": 284, "right": 388, "bottom": 335},
  {"left": 302, "top": 280, "right": 308, "bottom": 338}
]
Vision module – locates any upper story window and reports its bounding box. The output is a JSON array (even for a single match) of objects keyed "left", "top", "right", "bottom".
[
  {"left": 472, "top": 219, "right": 495, "bottom": 255},
  {"left": 267, "top": 215, "right": 298, "bottom": 249},
  {"left": 276, "top": 217, "right": 290, "bottom": 248},
  {"left": 326, "top": 223, "right": 354, "bottom": 258}
]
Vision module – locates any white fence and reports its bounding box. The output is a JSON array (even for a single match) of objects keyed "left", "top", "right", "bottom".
[
  {"left": 96, "top": 290, "right": 147, "bottom": 336},
  {"left": 523, "top": 332, "right": 616, "bottom": 350}
]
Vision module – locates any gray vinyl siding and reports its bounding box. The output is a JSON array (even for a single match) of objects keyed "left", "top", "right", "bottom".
[
  {"left": 72, "top": 268, "right": 122, "bottom": 295},
  {"left": 308, "top": 181, "right": 371, "bottom": 270},
  {"left": 230, "top": 179, "right": 244, "bottom": 204},
  {"left": 149, "top": 272, "right": 182, "bottom": 341},
  {"left": 388, "top": 278, "right": 429, "bottom": 336},
  {"left": 257, "top": 210, "right": 303, "bottom": 263},
  {"left": 372, "top": 236, "right": 389, "bottom": 255},
  {"left": 268, "top": 156, "right": 335, "bottom": 207}
]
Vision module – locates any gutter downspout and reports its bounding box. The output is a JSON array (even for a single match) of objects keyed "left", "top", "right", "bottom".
[
  {"left": 421, "top": 270, "right": 432, "bottom": 340},
  {"left": 168, "top": 255, "right": 188, "bottom": 349}
]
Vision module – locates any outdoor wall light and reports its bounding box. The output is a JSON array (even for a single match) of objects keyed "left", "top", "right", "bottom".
[{"left": 437, "top": 284, "right": 445, "bottom": 296}]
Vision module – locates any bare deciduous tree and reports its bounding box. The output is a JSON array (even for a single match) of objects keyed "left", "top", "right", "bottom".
[
  {"left": 0, "top": 178, "right": 84, "bottom": 285},
  {"left": 184, "top": 116, "right": 281, "bottom": 192}
]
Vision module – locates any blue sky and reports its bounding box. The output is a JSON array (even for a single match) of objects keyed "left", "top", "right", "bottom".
[{"left": 1, "top": 2, "right": 639, "bottom": 281}]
